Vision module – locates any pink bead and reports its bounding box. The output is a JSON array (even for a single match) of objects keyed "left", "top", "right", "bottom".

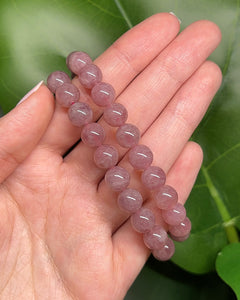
[
  {"left": 47, "top": 71, "right": 71, "bottom": 93},
  {"left": 152, "top": 237, "right": 175, "bottom": 261},
  {"left": 154, "top": 185, "right": 178, "bottom": 210},
  {"left": 131, "top": 208, "right": 155, "bottom": 233},
  {"left": 66, "top": 51, "right": 92, "bottom": 75},
  {"left": 128, "top": 145, "right": 153, "bottom": 170},
  {"left": 91, "top": 82, "right": 115, "bottom": 107},
  {"left": 169, "top": 217, "right": 191, "bottom": 237},
  {"left": 55, "top": 83, "right": 80, "bottom": 107},
  {"left": 117, "top": 188, "right": 143, "bottom": 213},
  {"left": 116, "top": 123, "right": 140, "bottom": 148},
  {"left": 94, "top": 144, "right": 119, "bottom": 169},
  {"left": 103, "top": 103, "right": 128, "bottom": 127},
  {"left": 78, "top": 64, "right": 102, "bottom": 89},
  {"left": 141, "top": 166, "right": 166, "bottom": 190},
  {"left": 105, "top": 166, "right": 130, "bottom": 192},
  {"left": 68, "top": 102, "right": 93, "bottom": 127},
  {"left": 170, "top": 233, "right": 190, "bottom": 242},
  {"left": 143, "top": 225, "right": 168, "bottom": 249},
  {"left": 162, "top": 203, "right": 186, "bottom": 226},
  {"left": 81, "top": 123, "right": 105, "bottom": 147}
]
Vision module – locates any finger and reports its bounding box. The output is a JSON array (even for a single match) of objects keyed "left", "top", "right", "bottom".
[
  {"left": 0, "top": 84, "right": 54, "bottom": 183},
  {"left": 66, "top": 20, "right": 221, "bottom": 183},
  {"left": 98, "top": 60, "right": 222, "bottom": 230},
  {"left": 112, "top": 141, "right": 203, "bottom": 296},
  {"left": 39, "top": 13, "right": 180, "bottom": 154}
]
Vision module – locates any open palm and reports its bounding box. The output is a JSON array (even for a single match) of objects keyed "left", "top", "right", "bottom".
[{"left": 0, "top": 13, "right": 221, "bottom": 300}]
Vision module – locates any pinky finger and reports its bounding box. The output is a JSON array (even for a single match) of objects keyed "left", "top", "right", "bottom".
[{"left": 112, "top": 141, "right": 203, "bottom": 297}]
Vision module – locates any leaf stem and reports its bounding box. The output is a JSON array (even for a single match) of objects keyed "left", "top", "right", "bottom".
[{"left": 202, "top": 166, "right": 239, "bottom": 244}]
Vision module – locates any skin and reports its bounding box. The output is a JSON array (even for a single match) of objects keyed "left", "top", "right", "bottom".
[{"left": 0, "top": 13, "right": 222, "bottom": 300}]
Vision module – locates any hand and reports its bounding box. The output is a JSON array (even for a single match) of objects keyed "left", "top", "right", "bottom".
[{"left": 0, "top": 13, "right": 221, "bottom": 300}]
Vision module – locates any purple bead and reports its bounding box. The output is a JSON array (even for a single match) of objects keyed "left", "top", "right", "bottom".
[
  {"left": 116, "top": 123, "right": 140, "bottom": 148},
  {"left": 117, "top": 188, "right": 143, "bottom": 213},
  {"left": 66, "top": 51, "right": 92, "bottom": 75},
  {"left": 141, "top": 166, "right": 166, "bottom": 190},
  {"left": 128, "top": 145, "right": 153, "bottom": 170},
  {"left": 162, "top": 203, "right": 186, "bottom": 226},
  {"left": 81, "top": 123, "right": 105, "bottom": 147},
  {"left": 78, "top": 64, "right": 102, "bottom": 89},
  {"left": 169, "top": 217, "right": 191, "bottom": 237},
  {"left": 47, "top": 71, "right": 71, "bottom": 93},
  {"left": 152, "top": 237, "right": 175, "bottom": 261},
  {"left": 170, "top": 233, "right": 190, "bottom": 242},
  {"left": 91, "top": 82, "right": 115, "bottom": 107},
  {"left": 103, "top": 103, "right": 128, "bottom": 127},
  {"left": 94, "top": 144, "right": 119, "bottom": 169},
  {"left": 68, "top": 102, "right": 93, "bottom": 127},
  {"left": 105, "top": 166, "right": 130, "bottom": 192},
  {"left": 154, "top": 185, "right": 178, "bottom": 210},
  {"left": 131, "top": 208, "right": 155, "bottom": 233},
  {"left": 55, "top": 83, "right": 80, "bottom": 107},
  {"left": 143, "top": 225, "right": 168, "bottom": 249}
]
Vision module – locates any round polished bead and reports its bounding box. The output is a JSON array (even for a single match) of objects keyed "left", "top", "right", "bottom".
[
  {"left": 162, "top": 203, "right": 186, "bottom": 226},
  {"left": 47, "top": 71, "right": 71, "bottom": 93},
  {"left": 103, "top": 103, "right": 128, "bottom": 127},
  {"left": 91, "top": 82, "right": 115, "bottom": 107},
  {"left": 131, "top": 208, "right": 155, "bottom": 233},
  {"left": 128, "top": 145, "right": 153, "bottom": 170},
  {"left": 141, "top": 166, "right": 166, "bottom": 190},
  {"left": 170, "top": 233, "right": 190, "bottom": 242},
  {"left": 116, "top": 123, "right": 140, "bottom": 148},
  {"left": 79, "top": 64, "right": 102, "bottom": 89},
  {"left": 169, "top": 217, "right": 191, "bottom": 237},
  {"left": 152, "top": 237, "right": 175, "bottom": 261},
  {"left": 105, "top": 166, "right": 130, "bottom": 192},
  {"left": 55, "top": 83, "right": 80, "bottom": 107},
  {"left": 66, "top": 51, "right": 92, "bottom": 75},
  {"left": 94, "top": 144, "right": 119, "bottom": 169},
  {"left": 81, "top": 123, "right": 105, "bottom": 147},
  {"left": 68, "top": 102, "right": 93, "bottom": 127},
  {"left": 143, "top": 225, "right": 168, "bottom": 249},
  {"left": 154, "top": 185, "right": 178, "bottom": 210},
  {"left": 117, "top": 188, "right": 143, "bottom": 213}
]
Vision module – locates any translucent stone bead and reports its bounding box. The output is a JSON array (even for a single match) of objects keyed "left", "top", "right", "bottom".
[
  {"left": 141, "top": 166, "right": 166, "bottom": 190},
  {"left": 91, "top": 82, "right": 115, "bottom": 107},
  {"left": 66, "top": 51, "right": 92, "bottom": 75},
  {"left": 162, "top": 203, "right": 186, "bottom": 226},
  {"left": 128, "top": 145, "right": 153, "bottom": 170},
  {"left": 152, "top": 237, "right": 175, "bottom": 261},
  {"left": 68, "top": 102, "right": 93, "bottom": 127},
  {"left": 154, "top": 185, "right": 178, "bottom": 210},
  {"left": 94, "top": 144, "right": 119, "bottom": 169},
  {"left": 103, "top": 103, "right": 128, "bottom": 127},
  {"left": 55, "top": 83, "right": 80, "bottom": 107},
  {"left": 131, "top": 208, "right": 155, "bottom": 233},
  {"left": 47, "top": 71, "right": 71, "bottom": 93},
  {"left": 143, "top": 225, "right": 168, "bottom": 249},
  {"left": 81, "top": 123, "right": 105, "bottom": 147},
  {"left": 78, "top": 64, "right": 102, "bottom": 89},
  {"left": 105, "top": 166, "right": 130, "bottom": 192},
  {"left": 117, "top": 188, "right": 143, "bottom": 213},
  {"left": 169, "top": 217, "right": 191, "bottom": 237},
  {"left": 116, "top": 123, "right": 140, "bottom": 148},
  {"left": 170, "top": 233, "right": 190, "bottom": 242}
]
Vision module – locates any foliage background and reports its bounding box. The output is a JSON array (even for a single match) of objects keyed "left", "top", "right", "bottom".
[{"left": 0, "top": 0, "right": 239, "bottom": 299}]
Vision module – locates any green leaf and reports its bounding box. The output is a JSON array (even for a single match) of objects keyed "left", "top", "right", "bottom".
[
  {"left": 0, "top": 0, "right": 240, "bottom": 276},
  {"left": 216, "top": 243, "right": 240, "bottom": 299}
]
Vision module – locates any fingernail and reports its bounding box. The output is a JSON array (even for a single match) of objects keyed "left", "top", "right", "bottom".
[
  {"left": 169, "top": 12, "right": 182, "bottom": 24},
  {"left": 17, "top": 80, "right": 44, "bottom": 106}
]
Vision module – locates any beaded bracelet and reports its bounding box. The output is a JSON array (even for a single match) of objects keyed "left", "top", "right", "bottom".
[{"left": 47, "top": 51, "right": 191, "bottom": 261}]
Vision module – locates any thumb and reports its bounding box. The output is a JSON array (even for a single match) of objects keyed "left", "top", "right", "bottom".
[{"left": 0, "top": 81, "right": 54, "bottom": 183}]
